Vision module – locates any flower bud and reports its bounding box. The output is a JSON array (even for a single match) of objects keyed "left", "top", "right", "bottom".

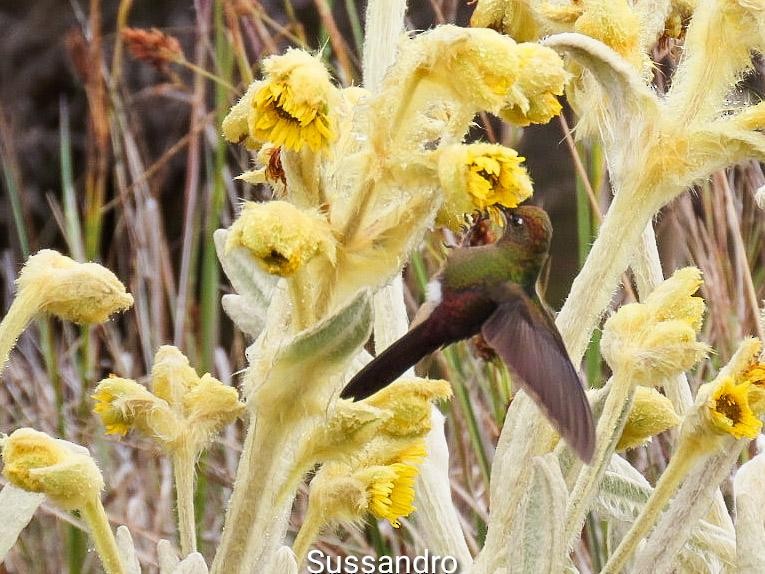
[
  {"left": 617, "top": 387, "right": 681, "bottom": 451},
  {"left": 1, "top": 428, "right": 103, "bottom": 510}
]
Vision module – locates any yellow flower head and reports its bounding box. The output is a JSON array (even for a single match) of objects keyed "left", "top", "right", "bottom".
[
  {"left": 363, "top": 378, "right": 453, "bottom": 438},
  {"left": 225, "top": 200, "right": 336, "bottom": 276},
  {"left": 1, "top": 428, "right": 104, "bottom": 509},
  {"left": 573, "top": 0, "right": 642, "bottom": 68},
  {"left": 358, "top": 441, "right": 426, "bottom": 528},
  {"left": 437, "top": 143, "right": 533, "bottom": 230},
  {"left": 249, "top": 49, "right": 336, "bottom": 152},
  {"left": 500, "top": 43, "right": 567, "bottom": 127},
  {"left": 92, "top": 375, "right": 178, "bottom": 440},
  {"left": 182, "top": 373, "right": 245, "bottom": 438},
  {"left": 17, "top": 250, "right": 133, "bottom": 325},
  {"left": 706, "top": 377, "right": 762, "bottom": 440},
  {"left": 617, "top": 386, "right": 681, "bottom": 451}
]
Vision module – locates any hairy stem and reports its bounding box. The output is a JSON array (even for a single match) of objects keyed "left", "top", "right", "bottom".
[{"left": 80, "top": 494, "right": 124, "bottom": 574}]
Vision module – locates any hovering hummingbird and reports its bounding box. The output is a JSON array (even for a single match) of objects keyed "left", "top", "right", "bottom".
[{"left": 341, "top": 205, "right": 595, "bottom": 462}]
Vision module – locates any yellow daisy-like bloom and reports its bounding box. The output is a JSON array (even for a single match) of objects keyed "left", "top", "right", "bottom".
[
  {"left": 362, "top": 441, "right": 426, "bottom": 527},
  {"left": 706, "top": 377, "right": 762, "bottom": 440},
  {"left": 225, "top": 200, "right": 336, "bottom": 277},
  {"left": 437, "top": 143, "right": 533, "bottom": 230},
  {"left": 249, "top": 49, "right": 335, "bottom": 152}
]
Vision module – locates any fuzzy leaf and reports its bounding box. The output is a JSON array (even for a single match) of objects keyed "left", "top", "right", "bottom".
[
  {"left": 116, "top": 526, "right": 142, "bottom": 574},
  {"left": 542, "top": 32, "right": 657, "bottom": 140},
  {"left": 157, "top": 539, "right": 180, "bottom": 573},
  {"left": 171, "top": 553, "right": 209, "bottom": 574},
  {"left": 276, "top": 289, "right": 372, "bottom": 374},
  {"left": 221, "top": 294, "right": 266, "bottom": 339},
  {"left": 213, "top": 228, "right": 277, "bottom": 316},
  {"left": 734, "top": 452, "right": 765, "bottom": 572},
  {"left": 0, "top": 486, "right": 44, "bottom": 562},
  {"left": 508, "top": 455, "right": 567, "bottom": 574}
]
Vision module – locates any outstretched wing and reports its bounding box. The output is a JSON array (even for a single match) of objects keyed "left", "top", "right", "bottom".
[{"left": 481, "top": 285, "right": 595, "bottom": 463}]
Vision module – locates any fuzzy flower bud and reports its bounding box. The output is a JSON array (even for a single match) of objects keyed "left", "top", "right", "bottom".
[
  {"left": 17, "top": 250, "right": 133, "bottom": 325},
  {"left": 249, "top": 49, "right": 337, "bottom": 152},
  {"left": 572, "top": 0, "right": 642, "bottom": 68},
  {"left": 225, "top": 201, "right": 336, "bottom": 277},
  {"left": 1, "top": 428, "right": 103, "bottom": 510},
  {"left": 436, "top": 143, "right": 533, "bottom": 230},
  {"left": 601, "top": 267, "right": 709, "bottom": 382},
  {"left": 617, "top": 387, "right": 681, "bottom": 451},
  {"left": 151, "top": 345, "right": 202, "bottom": 407}
]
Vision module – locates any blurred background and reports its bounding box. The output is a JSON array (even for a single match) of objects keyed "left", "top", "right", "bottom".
[{"left": 1, "top": 1, "right": 764, "bottom": 572}]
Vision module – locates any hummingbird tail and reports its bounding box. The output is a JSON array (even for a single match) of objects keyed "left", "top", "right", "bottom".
[{"left": 340, "top": 321, "right": 443, "bottom": 401}]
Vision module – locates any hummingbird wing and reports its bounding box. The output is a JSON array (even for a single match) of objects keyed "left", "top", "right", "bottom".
[{"left": 481, "top": 284, "right": 595, "bottom": 463}]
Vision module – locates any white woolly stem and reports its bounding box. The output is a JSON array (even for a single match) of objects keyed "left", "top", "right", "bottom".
[
  {"left": 172, "top": 442, "right": 198, "bottom": 556},
  {"left": 601, "top": 438, "right": 702, "bottom": 573},
  {"left": 362, "top": 0, "right": 407, "bottom": 94},
  {"left": 631, "top": 442, "right": 746, "bottom": 574},
  {"left": 564, "top": 371, "right": 635, "bottom": 549},
  {"left": 557, "top": 186, "right": 660, "bottom": 365}
]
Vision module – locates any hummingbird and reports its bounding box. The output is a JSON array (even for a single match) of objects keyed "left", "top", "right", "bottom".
[{"left": 340, "top": 205, "right": 595, "bottom": 462}]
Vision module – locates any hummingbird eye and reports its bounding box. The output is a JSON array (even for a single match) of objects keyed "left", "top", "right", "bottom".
[{"left": 509, "top": 214, "right": 524, "bottom": 227}]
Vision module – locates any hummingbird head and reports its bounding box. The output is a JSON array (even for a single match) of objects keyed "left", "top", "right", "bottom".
[{"left": 497, "top": 205, "right": 552, "bottom": 256}]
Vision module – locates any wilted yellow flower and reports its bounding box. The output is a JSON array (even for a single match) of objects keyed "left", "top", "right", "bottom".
[
  {"left": 437, "top": 143, "right": 533, "bottom": 230},
  {"left": 151, "top": 345, "right": 200, "bottom": 406},
  {"left": 182, "top": 373, "right": 245, "bottom": 437},
  {"left": 249, "top": 49, "right": 336, "bottom": 152},
  {"left": 1, "top": 428, "right": 104, "bottom": 509},
  {"left": 706, "top": 377, "right": 762, "bottom": 440},
  {"left": 617, "top": 387, "right": 681, "bottom": 451},
  {"left": 225, "top": 201, "right": 336, "bottom": 276}
]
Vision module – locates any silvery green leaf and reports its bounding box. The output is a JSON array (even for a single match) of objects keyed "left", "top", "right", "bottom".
[
  {"left": 0, "top": 485, "right": 44, "bottom": 562},
  {"left": 734, "top": 452, "right": 765, "bottom": 572},
  {"left": 507, "top": 455, "right": 567, "bottom": 574},
  {"left": 595, "top": 454, "right": 651, "bottom": 523},
  {"left": 157, "top": 539, "right": 180, "bottom": 574},
  {"left": 116, "top": 526, "right": 142, "bottom": 574},
  {"left": 171, "top": 553, "right": 208, "bottom": 574},
  {"left": 274, "top": 290, "right": 372, "bottom": 376},
  {"left": 213, "top": 229, "right": 276, "bottom": 314},
  {"left": 221, "top": 294, "right": 266, "bottom": 339}
]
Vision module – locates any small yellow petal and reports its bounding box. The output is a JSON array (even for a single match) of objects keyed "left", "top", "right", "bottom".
[{"left": 706, "top": 377, "right": 762, "bottom": 440}]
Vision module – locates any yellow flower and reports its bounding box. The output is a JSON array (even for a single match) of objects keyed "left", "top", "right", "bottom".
[
  {"left": 222, "top": 81, "right": 260, "bottom": 149},
  {"left": 249, "top": 49, "right": 336, "bottom": 152},
  {"left": 437, "top": 143, "right": 533, "bottom": 230},
  {"left": 362, "top": 442, "right": 425, "bottom": 528},
  {"left": 706, "top": 377, "right": 762, "bottom": 440},
  {"left": 92, "top": 375, "right": 175, "bottom": 438},
  {"left": 573, "top": 0, "right": 642, "bottom": 68},
  {"left": 617, "top": 387, "right": 681, "bottom": 451},
  {"left": 225, "top": 200, "right": 336, "bottom": 276},
  {"left": 741, "top": 362, "right": 765, "bottom": 414},
  {"left": 1, "top": 428, "right": 104, "bottom": 509},
  {"left": 600, "top": 267, "right": 709, "bottom": 382},
  {"left": 499, "top": 43, "right": 567, "bottom": 126}
]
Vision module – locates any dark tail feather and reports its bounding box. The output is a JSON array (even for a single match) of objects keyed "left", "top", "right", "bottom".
[{"left": 340, "top": 320, "right": 443, "bottom": 400}]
